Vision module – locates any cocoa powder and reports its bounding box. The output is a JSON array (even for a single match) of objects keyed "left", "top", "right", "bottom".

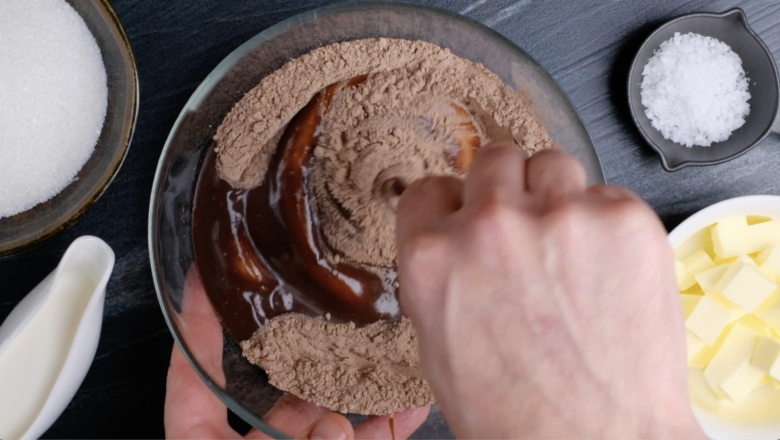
[
  {"left": 214, "top": 38, "right": 551, "bottom": 191},
  {"left": 241, "top": 315, "right": 434, "bottom": 415},
  {"left": 214, "top": 38, "right": 553, "bottom": 416}
]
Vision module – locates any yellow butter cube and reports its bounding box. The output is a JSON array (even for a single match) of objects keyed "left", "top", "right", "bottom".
[
  {"left": 720, "top": 359, "right": 767, "bottom": 402},
  {"left": 772, "top": 359, "right": 780, "bottom": 382},
  {"left": 676, "top": 250, "right": 715, "bottom": 291},
  {"left": 685, "top": 249, "right": 715, "bottom": 274},
  {"left": 675, "top": 260, "right": 696, "bottom": 291},
  {"left": 755, "top": 245, "right": 779, "bottom": 265},
  {"left": 751, "top": 336, "right": 780, "bottom": 373},
  {"left": 688, "top": 367, "right": 722, "bottom": 405},
  {"left": 759, "top": 265, "right": 780, "bottom": 284},
  {"left": 716, "top": 257, "right": 777, "bottom": 313},
  {"left": 686, "top": 330, "right": 706, "bottom": 361},
  {"left": 687, "top": 294, "right": 742, "bottom": 345},
  {"left": 713, "top": 217, "right": 750, "bottom": 258},
  {"left": 774, "top": 379, "right": 780, "bottom": 389},
  {"left": 681, "top": 294, "right": 702, "bottom": 319},
  {"left": 676, "top": 226, "right": 714, "bottom": 261},
  {"left": 738, "top": 314, "right": 777, "bottom": 338},
  {"left": 704, "top": 323, "right": 763, "bottom": 400},
  {"left": 756, "top": 245, "right": 780, "bottom": 282},
  {"left": 758, "top": 375, "right": 772, "bottom": 388},
  {"left": 695, "top": 265, "right": 730, "bottom": 294},
  {"left": 690, "top": 322, "right": 736, "bottom": 368},
  {"left": 712, "top": 293, "right": 748, "bottom": 322},
  {"left": 712, "top": 216, "right": 780, "bottom": 258},
  {"left": 755, "top": 309, "right": 780, "bottom": 336},
  {"left": 714, "top": 256, "right": 738, "bottom": 266},
  {"left": 757, "top": 288, "right": 780, "bottom": 312},
  {"left": 751, "top": 220, "right": 780, "bottom": 251}
]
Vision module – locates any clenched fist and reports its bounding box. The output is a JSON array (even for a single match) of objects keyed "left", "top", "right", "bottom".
[{"left": 396, "top": 143, "right": 706, "bottom": 439}]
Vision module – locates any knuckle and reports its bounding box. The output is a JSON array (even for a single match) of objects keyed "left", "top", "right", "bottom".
[
  {"left": 544, "top": 201, "right": 586, "bottom": 233},
  {"left": 401, "top": 232, "right": 449, "bottom": 266},
  {"left": 605, "top": 198, "right": 669, "bottom": 246},
  {"left": 466, "top": 200, "right": 524, "bottom": 244},
  {"left": 471, "top": 199, "right": 510, "bottom": 227},
  {"left": 529, "top": 149, "right": 573, "bottom": 168},
  {"left": 608, "top": 197, "right": 650, "bottom": 222}
]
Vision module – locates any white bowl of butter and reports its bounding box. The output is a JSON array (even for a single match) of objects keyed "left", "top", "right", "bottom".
[{"left": 669, "top": 195, "right": 780, "bottom": 440}]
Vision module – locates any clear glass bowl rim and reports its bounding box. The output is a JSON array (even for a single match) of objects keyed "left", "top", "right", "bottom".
[{"left": 149, "top": 2, "right": 604, "bottom": 438}]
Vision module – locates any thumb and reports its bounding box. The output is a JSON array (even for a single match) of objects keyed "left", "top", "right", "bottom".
[{"left": 295, "top": 413, "right": 354, "bottom": 440}]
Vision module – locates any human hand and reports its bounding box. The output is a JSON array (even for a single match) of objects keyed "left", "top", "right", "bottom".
[
  {"left": 396, "top": 143, "right": 706, "bottom": 439},
  {"left": 164, "top": 268, "right": 430, "bottom": 439}
]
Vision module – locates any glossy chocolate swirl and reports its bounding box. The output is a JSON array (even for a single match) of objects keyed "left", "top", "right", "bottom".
[{"left": 194, "top": 75, "right": 492, "bottom": 341}]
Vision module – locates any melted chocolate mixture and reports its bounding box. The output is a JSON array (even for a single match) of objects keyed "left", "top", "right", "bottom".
[{"left": 193, "top": 77, "right": 400, "bottom": 342}]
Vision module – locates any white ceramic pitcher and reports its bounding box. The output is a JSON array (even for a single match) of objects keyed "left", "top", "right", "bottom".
[{"left": 0, "top": 236, "right": 114, "bottom": 440}]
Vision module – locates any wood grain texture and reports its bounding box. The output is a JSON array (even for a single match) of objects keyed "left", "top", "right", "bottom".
[{"left": 0, "top": 0, "right": 779, "bottom": 438}]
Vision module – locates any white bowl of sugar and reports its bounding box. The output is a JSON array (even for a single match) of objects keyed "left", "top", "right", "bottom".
[{"left": 0, "top": 0, "right": 138, "bottom": 256}]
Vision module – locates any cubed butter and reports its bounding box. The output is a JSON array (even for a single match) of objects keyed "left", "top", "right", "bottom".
[
  {"left": 712, "top": 217, "right": 750, "bottom": 258},
  {"left": 688, "top": 367, "right": 721, "bottom": 406},
  {"left": 712, "top": 293, "right": 747, "bottom": 322},
  {"left": 704, "top": 323, "right": 763, "bottom": 401},
  {"left": 738, "top": 314, "right": 777, "bottom": 338},
  {"left": 686, "top": 294, "right": 744, "bottom": 345},
  {"left": 685, "top": 249, "right": 715, "bottom": 274},
  {"left": 686, "top": 330, "right": 706, "bottom": 361},
  {"left": 757, "top": 288, "right": 780, "bottom": 313},
  {"left": 752, "top": 220, "right": 780, "bottom": 253},
  {"left": 715, "top": 257, "right": 777, "bottom": 313},
  {"left": 689, "top": 323, "right": 735, "bottom": 369},
  {"left": 755, "top": 245, "right": 780, "bottom": 266},
  {"left": 751, "top": 336, "right": 780, "bottom": 373},
  {"left": 756, "top": 245, "right": 780, "bottom": 282},
  {"left": 681, "top": 294, "right": 702, "bottom": 319},
  {"left": 676, "top": 226, "right": 714, "bottom": 261},
  {"left": 714, "top": 256, "right": 739, "bottom": 266},
  {"left": 712, "top": 216, "right": 780, "bottom": 258},
  {"left": 676, "top": 260, "right": 696, "bottom": 291},
  {"left": 720, "top": 359, "right": 767, "bottom": 403},
  {"left": 695, "top": 265, "right": 730, "bottom": 294},
  {"left": 755, "top": 309, "right": 780, "bottom": 335},
  {"left": 676, "top": 250, "right": 715, "bottom": 291}
]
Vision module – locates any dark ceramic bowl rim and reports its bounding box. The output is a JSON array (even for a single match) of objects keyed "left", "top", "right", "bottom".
[
  {"left": 627, "top": 8, "right": 779, "bottom": 172},
  {"left": 0, "top": 0, "right": 139, "bottom": 258}
]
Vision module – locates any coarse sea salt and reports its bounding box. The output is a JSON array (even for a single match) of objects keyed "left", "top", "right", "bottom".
[
  {"left": 0, "top": 0, "right": 107, "bottom": 218},
  {"left": 640, "top": 32, "right": 750, "bottom": 147}
]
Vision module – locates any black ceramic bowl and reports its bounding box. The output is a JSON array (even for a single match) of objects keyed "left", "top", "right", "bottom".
[{"left": 628, "top": 8, "right": 779, "bottom": 171}]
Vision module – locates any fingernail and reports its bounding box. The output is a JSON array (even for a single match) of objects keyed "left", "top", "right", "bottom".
[{"left": 310, "top": 416, "right": 347, "bottom": 440}]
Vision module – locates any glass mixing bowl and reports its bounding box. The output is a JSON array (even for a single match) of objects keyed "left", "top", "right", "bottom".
[
  {"left": 0, "top": 0, "right": 138, "bottom": 257},
  {"left": 149, "top": 2, "right": 604, "bottom": 438}
]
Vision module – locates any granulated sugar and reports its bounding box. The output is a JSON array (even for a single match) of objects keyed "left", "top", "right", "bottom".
[
  {"left": 0, "top": 0, "right": 107, "bottom": 218},
  {"left": 640, "top": 32, "right": 750, "bottom": 147}
]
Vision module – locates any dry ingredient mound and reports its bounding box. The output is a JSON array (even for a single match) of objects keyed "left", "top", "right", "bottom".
[
  {"left": 215, "top": 38, "right": 551, "bottom": 266},
  {"left": 314, "top": 75, "right": 510, "bottom": 266},
  {"left": 241, "top": 314, "right": 434, "bottom": 415},
  {"left": 216, "top": 38, "right": 552, "bottom": 415}
]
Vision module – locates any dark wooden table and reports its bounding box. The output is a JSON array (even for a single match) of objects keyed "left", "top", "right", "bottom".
[{"left": 2, "top": 0, "right": 779, "bottom": 437}]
